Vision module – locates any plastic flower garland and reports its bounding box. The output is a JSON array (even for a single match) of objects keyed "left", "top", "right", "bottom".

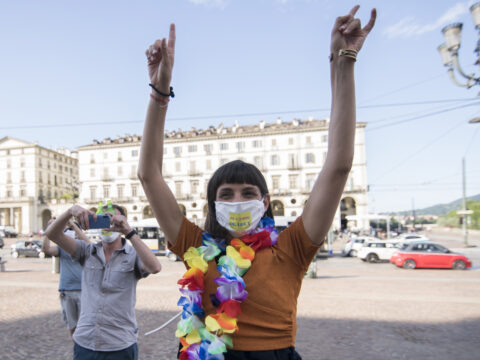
[{"left": 176, "top": 217, "right": 278, "bottom": 360}]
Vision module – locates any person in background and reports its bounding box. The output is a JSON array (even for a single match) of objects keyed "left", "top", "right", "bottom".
[
  {"left": 42, "top": 218, "right": 90, "bottom": 337},
  {"left": 46, "top": 204, "right": 162, "bottom": 360}
]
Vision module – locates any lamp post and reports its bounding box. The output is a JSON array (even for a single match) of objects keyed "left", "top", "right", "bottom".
[{"left": 437, "top": 2, "right": 480, "bottom": 89}]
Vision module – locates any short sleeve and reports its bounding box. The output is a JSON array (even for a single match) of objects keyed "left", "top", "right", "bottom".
[
  {"left": 134, "top": 254, "right": 150, "bottom": 279},
  {"left": 275, "top": 216, "right": 321, "bottom": 271},
  {"left": 72, "top": 239, "right": 90, "bottom": 265},
  {"left": 168, "top": 217, "right": 204, "bottom": 260}
]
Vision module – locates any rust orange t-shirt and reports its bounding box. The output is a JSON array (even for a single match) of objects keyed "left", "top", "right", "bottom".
[{"left": 169, "top": 216, "right": 320, "bottom": 351}]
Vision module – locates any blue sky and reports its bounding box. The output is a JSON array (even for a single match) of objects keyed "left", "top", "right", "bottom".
[{"left": 0, "top": 0, "right": 479, "bottom": 213}]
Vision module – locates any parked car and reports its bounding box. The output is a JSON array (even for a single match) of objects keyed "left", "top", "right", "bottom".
[
  {"left": 0, "top": 226, "right": 18, "bottom": 238},
  {"left": 10, "top": 240, "right": 46, "bottom": 258},
  {"left": 358, "top": 241, "right": 401, "bottom": 263},
  {"left": 390, "top": 241, "right": 471, "bottom": 270},
  {"left": 392, "top": 233, "right": 429, "bottom": 242},
  {"left": 342, "top": 236, "right": 378, "bottom": 257}
]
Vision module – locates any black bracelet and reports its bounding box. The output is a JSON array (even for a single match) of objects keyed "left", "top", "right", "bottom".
[
  {"left": 125, "top": 229, "right": 137, "bottom": 240},
  {"left": 149, "top": 84, "right": 175, "bottom": 98}
]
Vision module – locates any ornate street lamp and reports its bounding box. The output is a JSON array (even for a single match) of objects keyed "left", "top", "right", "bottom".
[{"left": 437, "top": 2, "right": 480, "bottom": 88}]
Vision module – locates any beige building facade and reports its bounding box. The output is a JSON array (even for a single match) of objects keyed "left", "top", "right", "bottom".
[
  {"left": 0, "top": 137, "right": 78, "bottom": 234},
  {"left": 77, "top": 118, "right": 369, "bottom": 232}
]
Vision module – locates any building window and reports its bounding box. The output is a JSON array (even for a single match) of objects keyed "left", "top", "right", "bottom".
[
  {"left": 117, "top": 166, "right": 123, "bottom": 176},
  {"left": 39, "top": 159, "right": 42, "bottom": 167},
  {"left": 322, "top": 135, "right": 328, "bottom": 143},
  {"left": 252, "top": 140, "right": 262, "bottom": 148},
  {"left": 288, "top": 154, "right": 297, "bottom": 169},
  {"left": 6, "top": 160, "right": 10, "bottom": 168},
  {"left": 117, "top": 184, "right": 124, "bottom": 199},
  {"left": 188, "top": 145, "right": 197, "bottom": 153},
  {"left": 271, "top": 155, "right": 279, "bottom": 166},
  {"left": 131, "top": 165, "right": 136, "bottom": 177},
  {"left": 90, "top": 154, "right": 95, "bottom": 163},
  {"left": 20, "top": 171, "right": 25, "bottom": 183},
  {"left": 20, "top": 187, "right": 26, "bottom": 197},
  {"left": 288, "top": 137, "right": 294, "bottom": 145},
  {"left": 174, "top": 147, "right": 182, "bottom": 157},
  {"left": 6, "top": 172, "right": 12, "bottom": 183},
  {"left": 175, "top": 181, "right": 183, "bottom": 197},
  {"left": 103, "top": 185, "right": 110, "bottom": 198},
  {"left": 272, "top": 176, "right": 280, "bottom": 190},
  {"left": 271, "top": 139, "right": 277, "bottom": 146},
  {"left": 220, "top": 143, "right": 228, "bottom": 151},
  {"left": 117, "top": 152, "right": 123, "bottom": 161},
  {"left": 220, "top": 158, "right": 228, "bottom": 165},
  {"left": 306, "top": 173, "right": 316, "bottom": 190},
  {"left": 103, "top": 167, "right": 109, "bottom": 178},
  {"left": 90, "top": 168, "right": 95, "bottom": 177},
  {"left": 20, "top": 158, "right": 25, "bottom": 167},
  {"left": 254, "top": 156, "right": 263, "bottom": 169},
  {"left": 103, "top": 152, "right": 108, "bottom": 159},
  {"left": 189, "top": 161, "right": 196, "bottom": 174},
  {"left": 236, "top": 142, "right": 245, "bottom": 153},
  {"left": 6, "top": 188, "right": 12, "bottom": 198},
  {"left": 305, "top": 153, "right": 315, "bottom": 164},
  {"left": 131, "top": 184, "right": 138, "bottom": 197},
  {"left": 306, "top": 136, "right": 312, "bottom": 144},
  {"left": 204, "top": 144, "right": 212, "bottom": 154},
  {"left": 289, "top": 175, "right": 298, "bottom": 189},
  {"left": 90, "top": 186, "right": 97, "bottom": 200},
  {"left": 191, "top": 180, "right": 199, "bottom": 194},
  {"left": 323, "top": 152, "right": 327, "bottom": 163},
  {"left": 175, "top": 162, "right": 181, "bottom": 172},
  {"left": 39, "top": 172, "right": 42, "bottom": 183},
  {"left": 132, "top": 150, "right": 138, "bottom": 157},
  {"left": 206, "top": 159, "right": 212, "bottom": 170}
]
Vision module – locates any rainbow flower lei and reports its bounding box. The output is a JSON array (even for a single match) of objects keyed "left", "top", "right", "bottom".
[{"left": 175, "top": 216, "right": 278, "bottom": 360}]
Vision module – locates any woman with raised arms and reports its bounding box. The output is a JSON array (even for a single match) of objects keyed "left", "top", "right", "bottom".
[{"left": 138, "top": 6, "right": 376, "bottom": 360}]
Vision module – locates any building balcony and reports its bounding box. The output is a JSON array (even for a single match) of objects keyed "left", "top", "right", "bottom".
[
  {"left": 2, "top": 196, "right": 32, "bottom": 204},
  {"left": 288, "top": 165, "right": 301, "bottom": 171},
  {"left": 343, "top": 186, "right": 367, "bottom": 194},
  {"left": 101, "top": 176, "right": 114, "bottom": 182},
  {"left": 176, "top": 194, "right": 193, "bottom": 201},
  {"left": 188, "top": 170, "right": 202, "bottom": 176},
  {"left": 111, "top": 197, "right": 133, "bottom": 203}
]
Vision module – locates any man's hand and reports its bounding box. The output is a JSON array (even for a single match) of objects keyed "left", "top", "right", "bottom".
[
  {"left": 70, "top": 205, "right": 96, "bottom": 230},
  {"left": 108, "top": 215, "right": 133, "bottom": 236}
]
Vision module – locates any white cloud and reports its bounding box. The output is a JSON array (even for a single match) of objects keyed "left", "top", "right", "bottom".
[
  {"left": 384, "top": 2, "right": 471, "bottom": 38},
  {"left": 188, "top": 0, "right": 227, "bottom": 8}
]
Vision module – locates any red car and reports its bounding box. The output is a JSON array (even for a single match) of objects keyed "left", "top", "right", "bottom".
[{"left": 390, "top": 241, "right": 472, "bottom": 270}]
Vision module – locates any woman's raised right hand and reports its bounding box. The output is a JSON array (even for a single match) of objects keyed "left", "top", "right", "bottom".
[{"left": 146, "top": 24, "right": 176, "bottom": 94}]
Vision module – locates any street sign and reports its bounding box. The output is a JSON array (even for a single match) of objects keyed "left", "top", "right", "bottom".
[{"left": 457, "top": 210, "right": 473, "bottom": 215}]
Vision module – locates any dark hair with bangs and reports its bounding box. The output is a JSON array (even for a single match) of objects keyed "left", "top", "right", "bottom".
[{"left": 204, "top": 160, "right": 273, "bottom": 239}]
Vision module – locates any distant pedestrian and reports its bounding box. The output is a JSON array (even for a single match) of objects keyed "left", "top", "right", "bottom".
[{"left": 42, "top": 218, "right": 90, "bottom": 337}]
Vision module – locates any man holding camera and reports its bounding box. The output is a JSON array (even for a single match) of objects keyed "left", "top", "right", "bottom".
[{"left": 46, "top": 204, "right": 162, "bottom": 360}]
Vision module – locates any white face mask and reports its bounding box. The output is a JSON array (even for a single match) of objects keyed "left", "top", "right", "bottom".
[
  {"left": 100, "top": 230, "right": 120, "bottom": 244},
  {"left": 64, "top": 230, "right": 76, "bottom": 240},
  {"left": 215, "top": 198, "right": 266, "bottom": 236}
]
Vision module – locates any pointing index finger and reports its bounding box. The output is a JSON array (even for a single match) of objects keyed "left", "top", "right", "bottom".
[
  {"left": 168, "top": 23, "right": 176, "bottom": 54},
  {"left": 349, "top": 5, "right": 360, "bottom": 17}
]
